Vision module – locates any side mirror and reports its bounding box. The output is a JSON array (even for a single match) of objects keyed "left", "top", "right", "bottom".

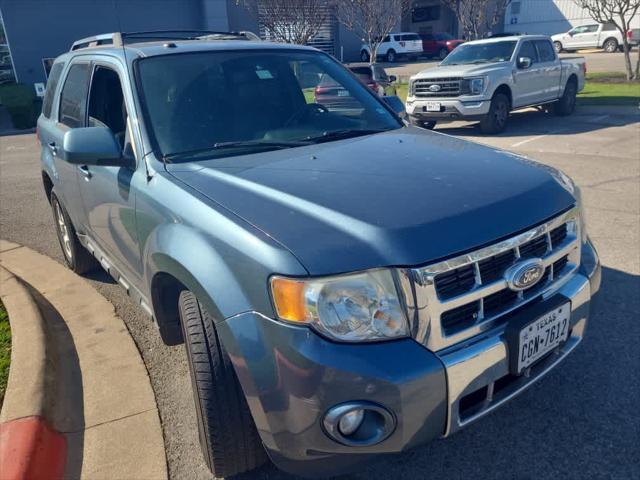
[
  {"left": 61, "top": 127, "right": 123, "bottom": 166},
  {"left": 383, "top": 95, "right": 406, "bottom": 117},
  {"left": 389, "top": 75, "right": 397, "bottom": 82},
  {"left": 517, "top": 56, "right": 532, "bottom": 69}
]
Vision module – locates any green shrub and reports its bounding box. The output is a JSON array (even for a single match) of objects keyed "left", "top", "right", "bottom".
[{"left": 0, "top": 83, "right": 39, "bottom": 129}]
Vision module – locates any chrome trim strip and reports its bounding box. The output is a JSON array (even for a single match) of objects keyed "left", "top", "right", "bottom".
[{"left": 399, "top": 208, "right": 580, "bottom": 351}]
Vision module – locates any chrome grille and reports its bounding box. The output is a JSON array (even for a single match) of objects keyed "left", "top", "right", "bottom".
[
  {"left": 400, "top": 208, "right": 581, "bottom": 351},
  {"left": 413, "top": 77, "right": 462, "bottom": 98}
]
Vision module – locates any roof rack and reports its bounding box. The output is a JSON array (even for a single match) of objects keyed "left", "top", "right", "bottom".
[{"left": 70, "top": 30, "right": 260, "bottom": 51}]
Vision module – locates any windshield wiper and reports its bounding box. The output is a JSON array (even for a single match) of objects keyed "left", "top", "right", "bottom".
[
  {"left": 164, "top": 139, "right": 310, "bottom": 161},
  {"left": 304, "top": 128, "right": 389, "bottom": 144}
]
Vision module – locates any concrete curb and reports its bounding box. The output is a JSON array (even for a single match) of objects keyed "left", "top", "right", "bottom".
[{"left": 0, "top": 240, "right": 167, "bottom": 479}]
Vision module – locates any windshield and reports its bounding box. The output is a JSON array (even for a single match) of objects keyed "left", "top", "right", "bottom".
[
  {"left": 441, "top": 41, "right": 517, "bottom": 65},
  {"left": 136, "top": 50, "right": 401, "bottom": 161}
]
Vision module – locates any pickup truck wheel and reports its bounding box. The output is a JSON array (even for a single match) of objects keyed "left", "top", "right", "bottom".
[
  {"left": 603, "top": 38, "right": 618, "bottom": 53},
  {"left": 179, "top": 291, "right": 267, "bottom": 478},
  {"left": 50, "top": 192, "right": 98, "bottom": 274},
  {"left": 553, "top": 41, "right": 563, "bottom": 53},
  {"left": 480, "top": 93, "right": 510, "bottom": 134},
  {"left": 438, "top": 48, "right": 448, "bottom": 60},
  {"left": 386, "top": 49, "right": 396, "bottom": 62},
  {"left": 554, "top": 79, "right": 577, "bottom": 116}
]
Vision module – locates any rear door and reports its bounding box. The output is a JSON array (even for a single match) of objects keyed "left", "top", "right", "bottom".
[
  {"left": 569, "top": 25, "right": 599, "bottom": 49},
  {"left": 77, "top": 58, "right": 144, "bottom": 282},
  {"left": 39, "top": 60, "right": 91, "bottom": 227},
  {"left": 534, "top": 39, "right": 562, "bottom": 101}
]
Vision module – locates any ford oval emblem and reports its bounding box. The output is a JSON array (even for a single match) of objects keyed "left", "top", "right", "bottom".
[
  {"left": 505, "top": 259, "right": 545, "bottom": 291},
  {"left": 428, "top": 84, "right": 442, "bottom": 92}
]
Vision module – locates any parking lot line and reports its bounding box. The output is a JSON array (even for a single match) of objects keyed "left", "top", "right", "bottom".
[{"left": 511, "top": 134, "right": 551, "bottom": 148}]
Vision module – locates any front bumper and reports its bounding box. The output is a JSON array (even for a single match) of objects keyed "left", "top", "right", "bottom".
[
  {"left": 406, "top": 96, "right": 491, "bottom": 122},
  {"left": 217, "top": 240, "right": 600, "bottom": 477}
]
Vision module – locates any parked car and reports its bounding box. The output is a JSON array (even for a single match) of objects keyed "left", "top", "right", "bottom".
[
  {"left": 419, "top": 32, "right": 464, "bottom": 59},
  {"left": 406, "top": 35, "right": 586, "bottom": 133},
  {"left": 39, "top": 30, "right": 600, "bottom": 479},
  {"left": 361, "top": 32, "right": 422, "bottom": 63},
  {"left": 552, "top": 22, "right": 635, "bottom": 53},
  {"left": 349, "top": 64, "right": 397, "bottom": 96},
  {"left": 629, "top": 28, "right": 640, "bottom": 46}
]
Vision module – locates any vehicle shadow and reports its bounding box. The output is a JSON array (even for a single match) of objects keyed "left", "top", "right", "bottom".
[
  {"left": 232, "top": 265, "right": 639, "bottom": 480},
  {"left": 435, "top": 104, "right": 639, "bottom": 138}
]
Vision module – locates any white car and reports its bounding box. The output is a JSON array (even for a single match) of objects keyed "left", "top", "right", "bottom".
[
  {"left": 551, "top": 22, "right": 634, "bottom": 53},
  {"left": 361, "top": 32, "right": 422, "bottom": 63},
  {"left": 406, "top": 35, "right": 586, "bottom": 134}
]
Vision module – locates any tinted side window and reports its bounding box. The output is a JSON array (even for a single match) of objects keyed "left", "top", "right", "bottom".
[
  {"left": 585, "top": 25, "right": 599, "bottom": 33},
  {"left": 602, "top": 22, "right": 616, "bottom": 31},
  {"left": 382, "top": 36, "right": 390, "bottom": 43},
  {"left": 42, "top": 63, "right": 65, "bottom": 118},
  {"left": 519, "top": 41, "right": 538, "bottom": 63},
  {"left": 59, "top": 63, "right": 90, "bottom": 128},
  {"left": 535, "top": 40, "right": 556, "bottom": 62}
]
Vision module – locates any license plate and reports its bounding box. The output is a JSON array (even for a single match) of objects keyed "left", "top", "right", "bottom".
[
  {"left": 517, "top": 302, "right": 570, "bottom": 373},
  {"left": 337, "top": 90, "right": 349, "bottom": 97},
  {"left": 425, "top": 102, "right": 441, "bottom": 112}
]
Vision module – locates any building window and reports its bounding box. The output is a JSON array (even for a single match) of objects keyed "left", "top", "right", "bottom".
[
  {"left": 0, "top": 11, "right": 16, "bottom": 84},
  {"left": 412, "top": 5, "right": 440, "bottom": 23},
  {"left": 511, "top": 2, "right": 521, "bottom": 15}
]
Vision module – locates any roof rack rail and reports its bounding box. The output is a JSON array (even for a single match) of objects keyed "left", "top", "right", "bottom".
[{"left": 70, "top": 30, "right": 260, "bottom": 51}]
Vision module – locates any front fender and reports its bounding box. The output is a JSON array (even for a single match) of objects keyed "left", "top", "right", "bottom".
[{"left": 142, "top": 222, "right": 307, "bottom": 323}]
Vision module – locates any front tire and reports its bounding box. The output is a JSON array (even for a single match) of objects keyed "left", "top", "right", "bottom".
[
  {"left": 553, "top": 41, "right": 563, "bottom": 53},
  {"left": 179, "top": 291, "right": 267, "bottom": 478},
  {"left": 438, "top": 48, "right": 448, "bottom": 60},
  {"left": 603, "top": 38, "right": 618, "bottom": 53},
  {"left": 480, "top": 93, "right": 510, "bottom": 134},
  {"left": 50, "top": 192, "right": 98, "bottom": 274},
  {"left": 554, "top": 78, "right": 577, "bottom": 116}
]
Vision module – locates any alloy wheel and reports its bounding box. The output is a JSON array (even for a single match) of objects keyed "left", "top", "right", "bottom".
[{"left": 54, "top": 199, "right": 73, "bottom": 261}]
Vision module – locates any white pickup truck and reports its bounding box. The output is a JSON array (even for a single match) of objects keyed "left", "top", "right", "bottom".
[
  {"left": 406, "top": 35, "right": 586, "bottom": 134},
  {"left": 552, "top": 22, "right": 635, "bottom": 53}
]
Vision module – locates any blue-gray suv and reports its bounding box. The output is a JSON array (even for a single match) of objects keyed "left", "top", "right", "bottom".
[{"left": 38, "top": 31, "right": 601, "bottom": 478}]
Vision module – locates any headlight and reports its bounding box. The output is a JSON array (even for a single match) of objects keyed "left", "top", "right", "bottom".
[
  {"left": 270, "top": 270, "right": 408, "bottom": 342},
  {"left": 461, "top": 77, "right": 485, "bottom": 95},
  {"left": 409, "top": 80, "right": 416, "bottom": 96},
  {"left": 547, "top": 166, "right": 588, "bottom": 242}
]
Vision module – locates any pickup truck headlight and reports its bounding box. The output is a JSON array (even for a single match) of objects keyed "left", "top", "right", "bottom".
[
  {"left": 549, "top": 167, "right": 588, "bottom": 242},
  {"left": 460, "top": 77, "right": 485, "bottom": 95},
  {"left": 409, "top": 80, "right": 416, "bottom": 97},
  {"left": 270, "top": 270, "right": 408, "bottom": 342}
]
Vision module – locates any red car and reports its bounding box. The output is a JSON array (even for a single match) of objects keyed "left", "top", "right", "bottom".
[{"left": 419, "top": 32, "right": 464, "bottom": 59}]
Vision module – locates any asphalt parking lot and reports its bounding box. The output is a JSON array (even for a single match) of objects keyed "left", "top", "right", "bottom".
[{"left": 1, "top": 104, "right": 638, "bottom": 479}]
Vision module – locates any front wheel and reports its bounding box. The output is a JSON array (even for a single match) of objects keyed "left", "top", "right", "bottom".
[
  {"left": 554, "top": 79, "right": 577, "bottom": 116},
  {"left": 603, "top": 38, "right": 618, "bottom": 53},
  {"left": 50, "top": 192, "right": 98, "bottom": 274},
  {"left": 479, "top": 93, "right": 510, "bottom": 134},
  {"left": 438, "top": 48, "right": 448, "bottom": 60},
  {"left": 553, "top": 41, "right": 563, "bottom": 53},
  {"left": 179, "top": 291, "right": 267, "bottom": 478}
]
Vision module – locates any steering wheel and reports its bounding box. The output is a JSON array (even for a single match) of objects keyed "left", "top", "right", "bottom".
[{"left": 284, "top": 103, "right": 329, "bottom": 127}]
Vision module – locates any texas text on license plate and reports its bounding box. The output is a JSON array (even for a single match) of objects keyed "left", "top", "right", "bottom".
[
  {"left": 516, "top": 302, "right": 570, "bottom": 374},
  {"left": 425, "top": 102, "right": 441, "bottom": 112}
]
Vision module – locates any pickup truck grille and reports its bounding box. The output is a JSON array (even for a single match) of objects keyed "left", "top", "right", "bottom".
[
  {"left": 403, "top": 208, "right": 581, "bottom": 351},
  {"left": 413, "top": 77, "right": 462, "bottom": 98}
]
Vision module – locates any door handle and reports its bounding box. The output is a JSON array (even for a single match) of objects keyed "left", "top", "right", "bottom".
[
  {"left": 77, "top": 165, "right": 92, "bottom": 180},
  {"left": 47, "top": 142, "right": 57, "bottom": 155}
]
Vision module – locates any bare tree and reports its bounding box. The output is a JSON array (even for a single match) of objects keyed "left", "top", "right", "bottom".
[
  {"left": 573, "top": 0, "right": 640, "bottom": 80},
  {"left": 335, "top": 0, "right": 410, "bottom": 63},
  {"left": 441, "top": 0, "right": 511, "bottom": 40},
  {"left": 237, "top": 0, "right": 333, "bottom": 45}
]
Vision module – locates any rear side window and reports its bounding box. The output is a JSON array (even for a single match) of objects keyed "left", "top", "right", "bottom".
[
  {"left": 42, "top": 63, "right": 65, "bottom": 118},
  {"left": 59, "top": 63, "right": 91, "bottom": 128},
  {"left": 602, "top": 22, "right": 616, "bottom": 31},
  {"left": 535, "top": 40, "right": 556, "bottom": 62}
]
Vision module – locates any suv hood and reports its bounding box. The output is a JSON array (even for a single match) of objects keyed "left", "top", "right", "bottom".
[
  {"left": 167, "top": 128, "right": 575, "bottom": 275},
  {"left": 412, "top": 63, "right": 508, "bottom": 79}
]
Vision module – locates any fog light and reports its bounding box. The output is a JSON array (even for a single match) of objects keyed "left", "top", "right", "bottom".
[{"left": 338, "top": 409, "right": 364, "bottom": 436}]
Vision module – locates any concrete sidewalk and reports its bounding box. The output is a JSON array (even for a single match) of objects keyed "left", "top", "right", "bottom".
[{"left": 0, "top": 240, "right": 167, "bottom": 479}]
